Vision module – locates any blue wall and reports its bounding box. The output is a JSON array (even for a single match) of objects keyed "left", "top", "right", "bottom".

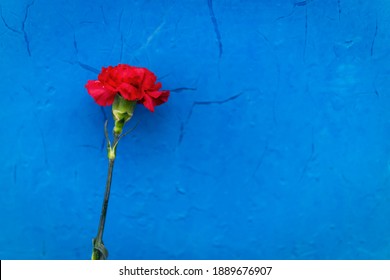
[{"left": 1, "top": 0, "right": 390, "bottom": 259}]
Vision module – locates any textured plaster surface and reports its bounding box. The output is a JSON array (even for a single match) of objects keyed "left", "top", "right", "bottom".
[{"left": 0, "top": 0, "right": 390, "bottom": 259}]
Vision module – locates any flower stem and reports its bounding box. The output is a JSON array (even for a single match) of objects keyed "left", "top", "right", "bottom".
[{"left": 92, "top": 134, "right": 119, "bottom": 260}]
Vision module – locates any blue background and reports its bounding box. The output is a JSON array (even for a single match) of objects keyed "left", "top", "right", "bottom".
[{"left": 1, "top": 0, "right": 390, "bottom": 260}]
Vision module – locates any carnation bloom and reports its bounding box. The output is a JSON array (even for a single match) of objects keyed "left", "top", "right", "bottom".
[{"left": 85, "top": 64, "right": 169, "bottom": 112}]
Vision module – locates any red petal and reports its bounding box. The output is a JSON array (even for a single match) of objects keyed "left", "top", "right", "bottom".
[
  {"left": 118, "top": 82, "right": 142, "bottom": 101},
  {"left": 139, "top": 94, "right": 155, "bottom": 112},
  {"left": 85, "top": 80, "right": 116, "bottom": 106},
  {"left": 157, "top": 90, "right": 170, "bottom": 104},
  {"left": 147, "top": 90, "right": 170, "bottom": 104},
  {"left": 151, "top": 81, "right": 162, "bottom": 91},
  {"left": 142, "top": 69, "right": 157, "bottom": 89}
]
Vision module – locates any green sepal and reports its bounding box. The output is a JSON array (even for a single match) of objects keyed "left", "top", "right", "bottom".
[{"left": 112, "top": 95, "right": 136, "bottom": 135}]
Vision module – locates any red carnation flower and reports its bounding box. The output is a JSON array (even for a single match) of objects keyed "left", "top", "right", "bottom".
[{"left": 85, "top": 64, "right": 170, "bottom": 112}]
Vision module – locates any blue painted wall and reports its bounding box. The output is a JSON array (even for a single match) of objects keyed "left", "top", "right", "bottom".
[{"left": 1, "top": 0, "right": 390, "bottom": 259}]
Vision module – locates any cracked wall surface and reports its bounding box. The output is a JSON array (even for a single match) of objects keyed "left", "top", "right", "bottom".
[{"left": 1, "top": 0, "right": 390, "bottom": 259}]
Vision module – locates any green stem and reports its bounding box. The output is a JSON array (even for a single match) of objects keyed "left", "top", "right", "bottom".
[{"left": 92, "top": 134, "right": 119, "bottom": 260}]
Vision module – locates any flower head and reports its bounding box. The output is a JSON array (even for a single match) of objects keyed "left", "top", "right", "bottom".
[{"left": 85, "top": 64, "right": 169, "bottom": 112}]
